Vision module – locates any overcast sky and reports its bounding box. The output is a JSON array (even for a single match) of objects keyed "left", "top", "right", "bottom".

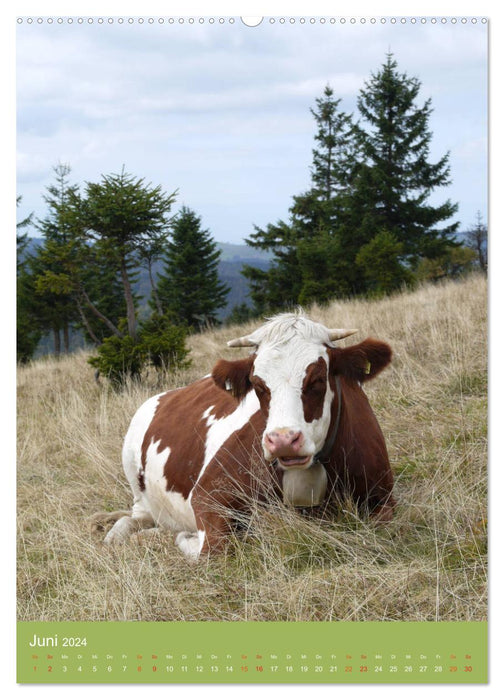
[{"left": 16, "top": 16, "right": 488, "bottom": 244}]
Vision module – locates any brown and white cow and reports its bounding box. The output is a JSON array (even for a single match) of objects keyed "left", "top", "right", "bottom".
[{"left": 103, "top": 312, "right": 395, "bottom": 559}]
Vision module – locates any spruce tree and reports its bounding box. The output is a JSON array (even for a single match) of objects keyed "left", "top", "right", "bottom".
[
  {"left": 16, "top": 198, "right": 42, "bottom": 362},
  {"left": 155, "top": 206, "right": 230, "bottom": 330},
  {"left": 465, "top": 211, "right": 487, "bottom": 273},
  {"left": 290, "top": 85, "right": 355, "bottom": 239},
  {"left": 306, "top": 84, "right": 355, "bottom": 205},
  {"left": 32, "top": 164, "right": 81, "bottom": 354},
  {"left": 344, "top": 53, "right": 459, "bottom": 278},
  {"left": 244, "top": 86, "right": 355, "bottom": 311},
  {"left": 77, "top": 168, "right": 177, "bottom": 339},
  {"left": 244, "top": 56, "right": 459, "bottom": 304},
  {"left": 243, "top": 219, "right": 302, "bottom": 313}
]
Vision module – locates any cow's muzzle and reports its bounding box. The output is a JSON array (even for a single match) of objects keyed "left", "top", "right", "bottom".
[{"left": 264, "top": 429, "right": 312, "bottom": 469}]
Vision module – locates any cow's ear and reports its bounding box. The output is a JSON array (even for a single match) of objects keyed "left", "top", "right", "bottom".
[
  {"left": 328, "top": 339, "right": 392, "bottom": 383},
  {"left": 212, "top": 356, "right": 255, "bottom": 400}
]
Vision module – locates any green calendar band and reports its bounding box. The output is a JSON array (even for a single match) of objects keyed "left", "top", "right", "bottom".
[{"left": 17, "top": 620, "right": 487, "bottom": 684}]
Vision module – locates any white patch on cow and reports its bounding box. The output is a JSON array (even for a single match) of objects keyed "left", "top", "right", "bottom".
[
  {"left": 190, "top": 390, "right": 260, "bottom": 498},
  {"left": 120, "top": 390, "right": 198, "bottom": 542},
  {"left": 246, "top": 312, "right": 338, "bottom": 348},
  {"left": 142, "top": 437, "right": 197, "bottom": 532},
  {"left": 122, "top": 392, "right": 166, "bottom": 488},
  {"left": 144, "top": 437, "right": 171, "bottom": 475},
  {"left": 120, "top": 392, "right": 168, "bottom": 523},
  {"left": 202, "top": 405, "right": 217, "bottom": 427},
  {"left": 251, "top": 317, "right": 335, "bottom": 463}
]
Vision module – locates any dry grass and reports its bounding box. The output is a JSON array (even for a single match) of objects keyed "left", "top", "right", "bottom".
[{"left": 17, "top": 274, "right": 487, "bottom": 621}]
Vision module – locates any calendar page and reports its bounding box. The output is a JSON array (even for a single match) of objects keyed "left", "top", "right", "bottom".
[{"left": 16, "top": 11, "right": 488, "bottom": 686}]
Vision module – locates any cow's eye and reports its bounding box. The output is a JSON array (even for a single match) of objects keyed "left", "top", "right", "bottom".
[
  {"left": 305, "top": 378, "right": 325, "bottom": 394},
  {"left": 251, "top": 377, "right": 267, "bottom": 396}
]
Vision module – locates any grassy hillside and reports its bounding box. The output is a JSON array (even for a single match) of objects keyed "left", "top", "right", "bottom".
[{"left": 17, "top": 274, "right": 487, "bottom": 622}]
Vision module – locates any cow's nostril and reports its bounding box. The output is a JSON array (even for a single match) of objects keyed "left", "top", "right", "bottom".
[
  {"left": 265, "top": 433, "right": 275, "bottom": 447},
  {"left": 290, "top": 431, "right": 302, "bottom": 447}
]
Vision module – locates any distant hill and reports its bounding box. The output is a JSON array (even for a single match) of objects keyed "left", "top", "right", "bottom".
[
  {"left": 217, "top": 242, "right": 272, "bottom": 264},
  {"left": 134, "top": 243, "right": 271, "bottom": 318}
]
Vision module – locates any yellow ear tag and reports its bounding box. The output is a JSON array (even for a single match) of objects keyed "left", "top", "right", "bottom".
[{"left": 364, "top": 360, "right": 371, "bottom": 375}]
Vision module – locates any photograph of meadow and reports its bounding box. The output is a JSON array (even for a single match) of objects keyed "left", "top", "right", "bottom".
[{"left": 17, "top": 275, "right": 487, "bottom": 621}]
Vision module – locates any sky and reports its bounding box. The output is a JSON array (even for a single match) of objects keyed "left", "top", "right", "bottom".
[{"left": 16, "top": 14, "right": 488, "bottom": 245}]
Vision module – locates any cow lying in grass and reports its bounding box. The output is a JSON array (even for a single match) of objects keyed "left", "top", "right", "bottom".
[{"left": 97, "top": 312, "right": 395, "bottom": 558}]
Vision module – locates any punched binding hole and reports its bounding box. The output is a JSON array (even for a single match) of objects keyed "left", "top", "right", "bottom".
[{"left": 241, "top": 16, "right": 263, "bottom": 27}]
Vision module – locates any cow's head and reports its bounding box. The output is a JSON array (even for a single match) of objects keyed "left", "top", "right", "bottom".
[{"left": 212, "top": 312, "right": 391, "bottom": 470}]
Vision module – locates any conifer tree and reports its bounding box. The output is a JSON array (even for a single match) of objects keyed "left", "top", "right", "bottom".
[
  {"left": 32, "top": 164, "right": 81, "bottom": 354},
  {"left": 306, "top": 84, "right": 356, "bottom": 206},
  {"left": 27, "top": 165, "right": 127, "bottom": 353},
  {"left": 155, "top": 206, "right": 230, "bottom": 330},
  {"left": 76, "top": 168, "right": 177, "bottom": 340},
  {"left": 243, "top": 220, "right": 302, "bottom": 313},
  {"left": 16, "top": 197, "right": 42, "bottom": 362},
  {"left": 465, "top": 211, "right": 487, "bottom": 273},
  {"left": 244, "top": 86, "right": 355, "bottom": 311},
  {"left": 246, "top": 55, "right": 460, "bottom": 306},
  {"left": 344, "top": 53, "right": 459, "bottom": 278}
]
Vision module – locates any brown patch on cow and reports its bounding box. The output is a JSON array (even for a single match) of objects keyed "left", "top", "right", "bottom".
[
  {"left": 370, "top": 501, "right": 395, "bottom": 523},
  {"left": 212, "top": 355, "right": 256, "bottom": 401},
  {"left": 328, "top": 338, "right": 392, "bottom": 383},
  {"left": 189, "top": 410, "right": 281, "bottom": 554},
  {"left": 141, "top": 377, "right": 241, "bottom": 499},
  {"left": 302, "top": 357, "right": 328, "bottom": 422},
  {"left": 325, "top": 375, "right": 395, "bottom": 518},
  {"left": 250, "top": 375, "right": 271, "bottom": 415}
]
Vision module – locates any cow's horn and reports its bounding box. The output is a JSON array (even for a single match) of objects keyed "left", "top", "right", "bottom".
[
  {"left": 227, "top": 336, "right": 257, "bottom": 348},
  {"left": 327, "top": 328, "right": 358, "bottom": 341}
]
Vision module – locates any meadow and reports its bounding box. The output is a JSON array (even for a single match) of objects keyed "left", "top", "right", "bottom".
[{"left": 17, "top": 274, "right": 487, "bottom": 622}]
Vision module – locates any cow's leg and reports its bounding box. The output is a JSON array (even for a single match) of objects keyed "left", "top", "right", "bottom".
[
  {"left": 370, "top": 502, "right": 395, "bottom": 523},
  {"left": 175, "top": 488, "right": 232, "bottom": 559},
  {"left": 175, "top": 530, "right": 205, "bottom": 560},
  {"left": 174, "top": 515, "right": 230, "bottom": 559},
  {"left": 336, "top": 460, "right": 395, "bottom": 523},
  {"left": 88, "top": 510, "right": 131, "bottom": 534},
  {"left": 103, "top": 497, "right": 155, "bottom": 545}
]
